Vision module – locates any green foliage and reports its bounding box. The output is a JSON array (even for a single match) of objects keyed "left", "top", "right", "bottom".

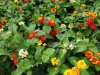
[{"left": 0, "top": 0, "right": 100, "bottom": 75}]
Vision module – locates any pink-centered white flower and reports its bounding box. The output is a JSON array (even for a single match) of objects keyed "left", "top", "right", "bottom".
[{"left": 18, "top": 49, "right": 28, "bottom": 58}]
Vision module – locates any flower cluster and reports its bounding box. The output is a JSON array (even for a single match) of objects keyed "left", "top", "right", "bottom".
[
  {"left": 64, "top": 67, "right": 80, "bottom": 75},
  {"left": 86, "top": 18, "right": 97, "bottom": 30},
  {"left": 85, "top": 50, "right": 100, "bottom": 66}
]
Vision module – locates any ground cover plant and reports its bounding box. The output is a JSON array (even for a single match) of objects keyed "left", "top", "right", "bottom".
[{"left": 0, "top": 0, "right": 100, "bottom": 75}]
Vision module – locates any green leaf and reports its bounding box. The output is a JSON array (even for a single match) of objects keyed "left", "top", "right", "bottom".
[
  {"left": 0, "top": 49, "right": 10, "bottom": 56},
  {"left": 13, "top": 59, "right": 32, "bottom": 75},
  {"left": 80, "top": 69, "right": 89, "bottom": 75},
  {"left": 0, "top": 33, "right": 10, "bottom": 40},
  {"left": 41, "top": 54, "right": 49, "bottom": 63},
  {"left": 43, "top": 25, "right": 51, "bottom": 34},
  {"left": 68, "top": 56, "right": 79, "bottom": 66},
  {"left": 48, "top": 67, "right": 59, "bottom": 75},
  {"left": 30, "top": 38, "right": 38, "bottom": 46},
  {"left": 95, "top": 65, "right": 100, "bottom": 71},
  {"left": 43, "top": 48, "right": 55, "bottom": 56},
  {"left": 83, "top": 57, "right": 93, "bottom": 67},
  {"left": 35, "top": 46, "right": 44, "bottom": 61}
]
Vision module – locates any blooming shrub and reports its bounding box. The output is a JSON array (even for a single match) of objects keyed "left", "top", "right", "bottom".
[{"left": 0, "top": 0, "right": 100, "bottom": 75}]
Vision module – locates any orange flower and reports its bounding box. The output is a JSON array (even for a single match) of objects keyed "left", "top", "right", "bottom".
[
  {"left": 84, "top": 50, "right": 94, "bottom": 59},
  {"left": 1, "top": 19, "right": 7, "bottom": 24},
  {"left": 85, "top": 12, "right": 91, "bottom": 17},
  {"left": 37, "top": 17, "right": 44, "bottom": 23},
  {"left": 49, "top": 20, "right": 55, "bottom": 27},
  {"left": 72, "top": 67, "right": 80, "bottom": 75},
  {"left": 28, "top": 32, "right": 35, "bottom": 40},
  {"left": 90, "top": 12, "right": 97, "bottom": 18},
  {"left": 51, "top": 7, "right": 56, "bottom": 13}
]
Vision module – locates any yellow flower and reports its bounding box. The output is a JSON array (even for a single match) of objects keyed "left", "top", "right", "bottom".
[
  {"left": 51, "top": 57, "right": 59, "bottom": 65},
  {"left": 37, "top": 40, "right": 42, "bottom": 46},
  {"left": 64, "top": 69, "right": 73, "bottom": 75},
  {"left": 14, "top": 0, "right": 18, "bottom": 3},
  {"left": 73, "top": 10, "right": 77, "bottom": 15},
  {"left": 76, "top": 60, "right": 87, "bottom": 69},
  {"left": 81, "top": 4, "right": 86, "bottom": 7}
]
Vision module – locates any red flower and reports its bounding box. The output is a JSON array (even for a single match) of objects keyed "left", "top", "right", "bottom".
[
  {"left": 50, "top": 29, "right": 57, "bottom": 37},
  {"left": 14, "top": 59, "right": 19, "bottom": 66},
  {"left": 39, "top": 35, "right": 46, "bottom": 41},
  {"left": 91, "top": 57, "right": 98, "bottom": 64},
  {"left": 86, "top": 18, "right": 94, "bottom": 25},
  {"left": 0, "top": 23, "right": 2, "bottom": 29},
  {"left": 24, "top": 0, "right": 30, "bottom": 2},
  {"left": 11, "top": 54, "right": 16, "bottom": 60},
  {"left": 90, "top": 24, "right": 97, "bottom": 30},
  {"left": 28, "top": 32, "right": 35, "bottom": 39},
  {"left": 37, "top": 17, "right": 44, "bottom": 23},
  {"left": 49, "top": 20, "right": 55, "bottom": 27}
]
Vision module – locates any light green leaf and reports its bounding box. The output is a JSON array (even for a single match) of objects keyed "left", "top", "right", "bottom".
[
  {"left": 43, "top": 25, "right": 51, "bottom": 34},
  {"left": 42, "top": 54, "right": 49, "bottom": 63},
  {"left": 80, "top": 69, "right": 89, "bottom": 75}
]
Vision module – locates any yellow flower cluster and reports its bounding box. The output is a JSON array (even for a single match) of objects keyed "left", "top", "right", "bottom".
[
  {"left": 51, "top": 57, "right": 59, "bottom": 65},
  {"left": 76, "top": 60, "right": 87, "bottom": 69},
  {"left": 64, "top": 67, "right": 80, "bottom": 75}
]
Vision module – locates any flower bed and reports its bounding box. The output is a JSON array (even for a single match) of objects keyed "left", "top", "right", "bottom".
[{"left": 0, "top": 0, "right": 100, "bottom": 75}]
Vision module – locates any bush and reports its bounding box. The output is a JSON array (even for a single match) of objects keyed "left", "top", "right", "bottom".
[{"left": 0, "top": 0, "right": 100, "bottom": 75}]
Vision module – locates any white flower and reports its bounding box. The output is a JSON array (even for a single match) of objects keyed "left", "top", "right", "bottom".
[
  {"left": 60, "top": 24, "right": 66, "bottom": 28},
  {"left": 0, "top": 28, "right": 3, "bottom": 33},
  {"left": 18, "top": 49, "right": 28, "bottom": 58},
  {"left": 70, "top": 0, "right": 76, "bottom": 3},
  {"left": 6, "top": 31, "right": 12, "bottom": 35},
  {"left": 19, "top": 21, "right": 25, "bottom": 26},
  {"left": 69, "top": 44, "right": 75, "bottom": 50},
  {"left": 76, "top": 39, "right": 82, "bottom": 43}
]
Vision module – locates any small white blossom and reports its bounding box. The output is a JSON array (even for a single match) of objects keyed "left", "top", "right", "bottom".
[
  {"left": 0, "top": 28, "right": 3, "bottom": 33},
  {"left": 60, "top": 24, "right": 66, "bottom": 28},
  {"left": 18, "top": 49, "right": 28, "bottom": 58},
  {"left": 6, "top": 31, "right": 12, "bottom": 35},
  {"left": 19, "top": 21, "right": 25, "bottom": 26},
  {"left": 70, "top": 0, "right": 76, "bottom": 3},
  {"left": 76, "top": 39, "right": 82, "bottom": 43},
  {"left": 69, "top": 44, "right": 75, "bottom": 50}
]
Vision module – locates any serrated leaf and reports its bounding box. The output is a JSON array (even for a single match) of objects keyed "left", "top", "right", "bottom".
[
  {"left": 0, "top": 49, "right": 10, "bottom": 56},
  {"left": 41, "top": 54, "right": 49, "bottom": 63}
]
